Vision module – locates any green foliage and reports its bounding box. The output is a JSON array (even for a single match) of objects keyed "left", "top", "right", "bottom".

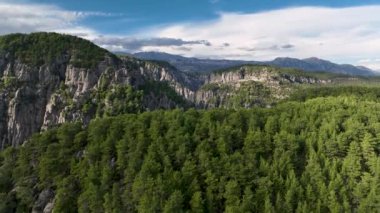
[
  {"left": 103, "top": 85, "right": 143, "bottom": 116},
  {"left": 212, "top": 64, "right": 344, "bottom": 80},
  {"left": 200, "top": 82, "right": 233, "bottom": 92},
  {"left": 1, "top": 96, "right": 380, "bottom": 212},
  {"left": 0, "top": 32, "right": 116, "bottom": 69},
  {"left": 288, "top": 85, "right": 380, "bottom": 102},
  {"left": 200, "top": 81, "right": 274, "bottom": 108},
  {"left": 2, "top": 77, "right": 18, "bottom": 88},
  {"left": 139, "top": 80, "right": 189, "bottom": 107},
  {"left": 80, "top": 85, "right": 144, "bottom": 117}
]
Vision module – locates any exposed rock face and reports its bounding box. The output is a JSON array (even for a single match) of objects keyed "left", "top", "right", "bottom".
[
  {"left": 139, "top": 62, "right": 197, "bottom": 100},
  {"left": 0, "top": 55, "right": 332, "bottom": 148},
  {"left": 0, "top": 53, "right": 193, "bottom": 148},
  {"left": 0, "top": 53, "right": 333, "bottom": 148},
  {"left": 0, "top": 33, "right": 338, "bottom": 148},
  {"left": 203, "top": 66, "right": 330, "bottom": 85},
  {"left": 43, "top": 202, "right": 54, "bottom": 213},
  {"left": 1, "top": 60, "right": 60, "bottom": 147},
  {"left": 32, "top": 189, "right": 54, "bottom": 213},
  {"left": 192, "top": 66, "right": 330, "bottom": 108}
]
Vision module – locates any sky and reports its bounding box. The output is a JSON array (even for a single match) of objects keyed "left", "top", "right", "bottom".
[{"left": 1, "top": 0, "right": 380, "bottom": 70}]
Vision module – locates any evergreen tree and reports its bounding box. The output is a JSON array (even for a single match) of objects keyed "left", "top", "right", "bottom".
[{"left": 163, "top": 190, "right": 184, "bottom": 213}]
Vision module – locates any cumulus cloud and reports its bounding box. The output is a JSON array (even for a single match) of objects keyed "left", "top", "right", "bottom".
[
  {"left": 145, "top": 6, "right": 380, "bottom": 69},
  {"left": 93, "top": 36, "right": 212, "bottom": 52},
  {"left": 1, "top": 2, "right": 380, "bottom": 70},
  {"left": 0, "top": 2, "right": 109, "bottom": 38},
  {"left": 358, "top": 59, "right": 380, "bottom": 71},
  {"left": 0, "top": 2, "right": 211, "bottom": 53}
]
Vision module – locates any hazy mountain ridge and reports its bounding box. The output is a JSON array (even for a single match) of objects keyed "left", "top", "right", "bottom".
[
  {"left": 132, "top": 51, "right": 250, "bottom": 73},
  {"left": 133, "top": 51, "right": 377, "bottom": 76}
]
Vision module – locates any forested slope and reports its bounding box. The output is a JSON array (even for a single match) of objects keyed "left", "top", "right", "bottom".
[
  {"left": 1, "top": 96, "right": 380, "bottom": 212},
  {"left": 1, "top": 32, "right": 379, "bottom": 148}
]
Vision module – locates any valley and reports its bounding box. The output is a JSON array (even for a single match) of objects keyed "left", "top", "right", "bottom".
[{"left": 0, "top": 33, "right": 379, "bottom": 212}]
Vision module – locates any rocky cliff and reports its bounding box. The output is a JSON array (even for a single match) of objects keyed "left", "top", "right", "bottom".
[
  {"left": 0, "top": 33, "right": 195, "bottom": 148},
  {"left": 0, "top": 33, "right": 344, "bottom": 148},
  {"left": 193, "top": 66, "right": 331, "bottom": 108}
]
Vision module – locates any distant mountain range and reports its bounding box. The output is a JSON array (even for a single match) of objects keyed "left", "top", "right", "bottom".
[{"left": 132, "top": 51, "right": 377, "bottom": 76}]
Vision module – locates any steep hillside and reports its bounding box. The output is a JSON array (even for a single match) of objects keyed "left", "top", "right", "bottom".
[
  {"left": 194, "top": 66, "right": 334, "bottom": 108},
  {"left": 0, "top": 33, "right": 379, "bottom": 148},
  {"left": 185, "top": 64, "right": 380, "bottom": 109},
  {"left": 1, "top": 33, "right": 380, "bottom": 213},
  {"left": 1, "top": 97, "right": 380, "bottom": 212},
  {"left": 0, "top": 33, "right": 192, "bottom": 148}
]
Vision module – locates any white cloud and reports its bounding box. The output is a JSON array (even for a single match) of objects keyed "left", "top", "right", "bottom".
[
  {"left": 93, "top": 36, "right": 211, "bottom": 52},
  {"left": 0, "top": 2, "right": 103, "bottom": 38},
  {"left": 1, "top": 2, "right": 380, "bottom": 70},
  {"left": 139, "top": 6, "right": 380, "bottom": 69},
  {"left": 358, "top": 58, "right": 380, "bottom": 71}
]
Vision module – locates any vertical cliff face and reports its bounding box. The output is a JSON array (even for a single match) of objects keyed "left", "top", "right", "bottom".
[
  {"left": 0, "top": 58, "right": 84, "bottom": 147},
  {"left": 0, "top": 33, "right": 337, "bottom": 148},
  {"left": 0, "top": 57, "right": 65, "bottom": 147},
  {"left": 192, "top": 66, "right": 331, "bottom": 108},
  {"left": 139, "top": 62, "right": 198, "bottom": 101},
  {"left": 0, "top": 56, "right": 331, "bottom": 148},
  {"left": 0, "top": 33, "right": 194, "bottom": 148},
  {"left": 0, "top": 55, "right": 198, "bottom": 147},
  {"left": 202, "top": 66, "right": 330, "bottom": 86}
]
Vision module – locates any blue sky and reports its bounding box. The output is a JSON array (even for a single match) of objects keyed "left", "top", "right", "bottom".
[
  {"left": 27, "top": 0, "right": 380, "bottom": 34},
  {"left": 2, "top": 0, "right": 380, "bottom": 69}
]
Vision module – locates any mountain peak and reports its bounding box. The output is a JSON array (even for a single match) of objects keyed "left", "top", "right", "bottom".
[
  {"left": 273, "top": 57, "right": 291, "bottom": 60},
  {"left": 303, "top": 57, "right": 330, "bottom": 63},
  {"left": 0, "top": 32, "right": 115, "bottom": 68},
  {"left": 304, "top": 57, "right": 321, "bottom": 60}
]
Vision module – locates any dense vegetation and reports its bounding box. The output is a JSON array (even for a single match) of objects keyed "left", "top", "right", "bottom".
[
  {"left": 288, "top": 86, "right": 380, "bottom": 102},
  {"left": 213, "top": 64, "right": 345, "bottom": 80},
  {"left": 88, "top": 85, "right": 144, "bottom": 117},
  {"left": 0, "top": 32, "right": 115, "bottom": 68},
  {"left": 199, "top": 81, "right": 274, "bottom": 108},
  {"left": 0, "top": 96, "right": 379, "bottom": 212},
  {"left": 1, "top": 32, "right": 380, "bottom": 213},
  {"left": 139, "top": 81, "right": 189, "bottom": 108}
]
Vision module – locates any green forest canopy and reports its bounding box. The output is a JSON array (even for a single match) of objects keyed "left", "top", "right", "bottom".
[
  {"left": 0, "top": 32, "right": 115, "bottom": 68},
  {"left": 1, "top": 96, "right": 380, "bottom": 212}
]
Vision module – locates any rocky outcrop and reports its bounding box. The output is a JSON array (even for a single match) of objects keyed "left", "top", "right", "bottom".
[
  {"left": 139, "top": 62, "right": 198, "bottom": 100},
  {"left": 32, "top": 189, "right": 54, "bottom": 213},
  {"left": 192, "top": 66, "right": 329, "bottom": 107},
  {"left": 0, "top": 34, "right": 338, "bottom": 148},
  {"left": 0, "top": 54, "right": 334, "bottom": 148},
  {"left": 0, "top": 56, "right": 334, "bottom": 148},
  {"left": 0, "top": 53, "right": 193, "bottom": 148},
  {"left": 203, "top": 66, "right": 330, "bottom": 85}
]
